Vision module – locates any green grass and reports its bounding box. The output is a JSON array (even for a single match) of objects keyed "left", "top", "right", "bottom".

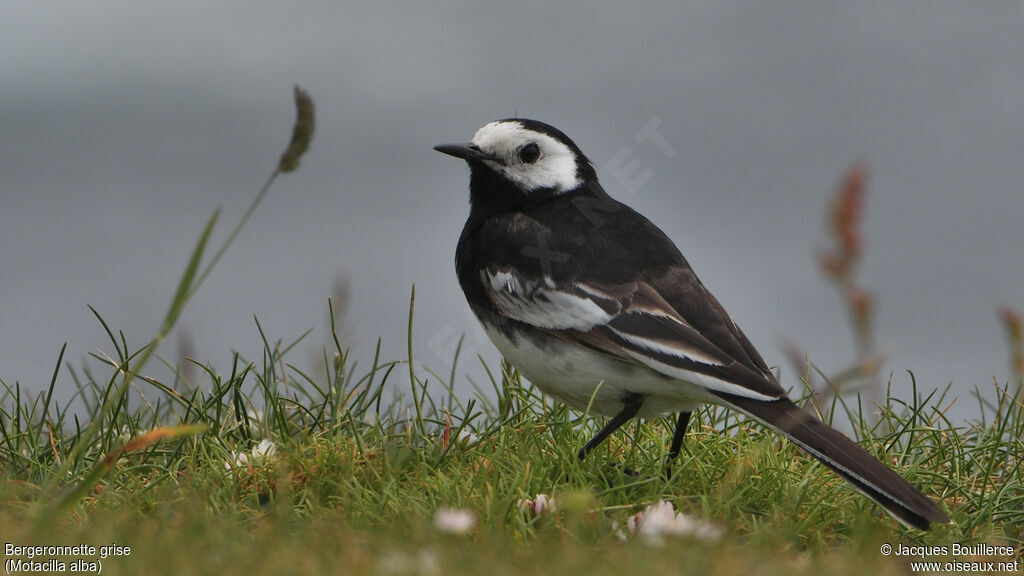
[
  {"left": 1, "top": 295, "right": 1021, "bottom": 575},
  {"left": 2, "top": 90, "right": 1021, "bottom": 574}
]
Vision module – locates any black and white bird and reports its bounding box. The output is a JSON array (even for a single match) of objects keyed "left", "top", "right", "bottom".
[{"left": 435, "top": 118, "right": 949, "bottom": 530}]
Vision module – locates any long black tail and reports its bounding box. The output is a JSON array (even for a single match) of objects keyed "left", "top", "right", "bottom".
[{"left": 712, "top": 393, "right": 949, "bottom": 530}]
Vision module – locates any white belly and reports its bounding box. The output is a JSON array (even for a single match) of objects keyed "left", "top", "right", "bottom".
[{"left": 482, "top": 322, "right": 714, "bottom": 418}]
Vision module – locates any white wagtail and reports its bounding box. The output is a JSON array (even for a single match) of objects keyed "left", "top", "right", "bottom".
[{"left": 435, "top": 118, "right": 948, "bottom": 530}]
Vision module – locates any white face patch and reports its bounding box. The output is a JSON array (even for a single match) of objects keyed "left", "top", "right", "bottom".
[{"left": 471, "top": 121, "right": 582, "bottom": 193}]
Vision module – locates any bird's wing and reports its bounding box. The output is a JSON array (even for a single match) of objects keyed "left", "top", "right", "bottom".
[{"left": 480, "top": 265, "right": 786, "bottom": 401}]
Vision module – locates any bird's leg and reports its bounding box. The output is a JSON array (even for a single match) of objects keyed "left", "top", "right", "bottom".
[
  {"left": 667, "top": 411, "right": 692, "bottom": 461},
  {"left": 663, "top": 411, "right": 691, "bottom": 480},
  {"left": 577, "top": 393, "right": 643, "bottom": 460}
]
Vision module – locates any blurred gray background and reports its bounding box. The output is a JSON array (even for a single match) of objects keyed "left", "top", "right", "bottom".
[{"left": 2, "top": 2, "right": 1022, "bottom": 423}]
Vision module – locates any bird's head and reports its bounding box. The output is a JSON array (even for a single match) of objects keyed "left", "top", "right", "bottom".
[{"left": 435, "top": 119, "right": 597, "bottom": 205}]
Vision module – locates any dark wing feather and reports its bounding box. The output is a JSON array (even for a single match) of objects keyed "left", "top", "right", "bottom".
[
  {"left": 467, "top": 195, "right": 787, "bottom": 401},
  {"left": 587, "top": 279, "right": 786, "bottom": 400},
  {"left": 478, "top": 263, "right": 785, "bottom": 400}
]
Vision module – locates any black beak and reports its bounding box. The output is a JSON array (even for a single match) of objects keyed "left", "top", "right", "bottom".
[{"left": 433, "top": 142, "right": 500, "bottom": 164}]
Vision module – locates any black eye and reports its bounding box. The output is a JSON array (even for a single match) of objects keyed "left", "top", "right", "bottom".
[{"left": 518, "top": 142, "right": 541, "bottom": 164}]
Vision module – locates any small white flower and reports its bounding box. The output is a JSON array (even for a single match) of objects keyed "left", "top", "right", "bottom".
[
  {"left": 252, "top": 439, "right": 277, "bottom": 458},
  {"left": 625, "top": 500, "right": 724, "bottom": 546},
  {"left": 433, "top": 507, "right": 475, "bottom": 535},
  {"left": 518, "top": 494, "right": 557, "bottom": 518},
  {"left": 224, "top": 439, "right": 277, "bottom": 473},
  {"left": 456, "top": 429, "right": 479, "bottom": 447},
  {"left": 225, "top": 452, "right": 247, "bottom": 471}
]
